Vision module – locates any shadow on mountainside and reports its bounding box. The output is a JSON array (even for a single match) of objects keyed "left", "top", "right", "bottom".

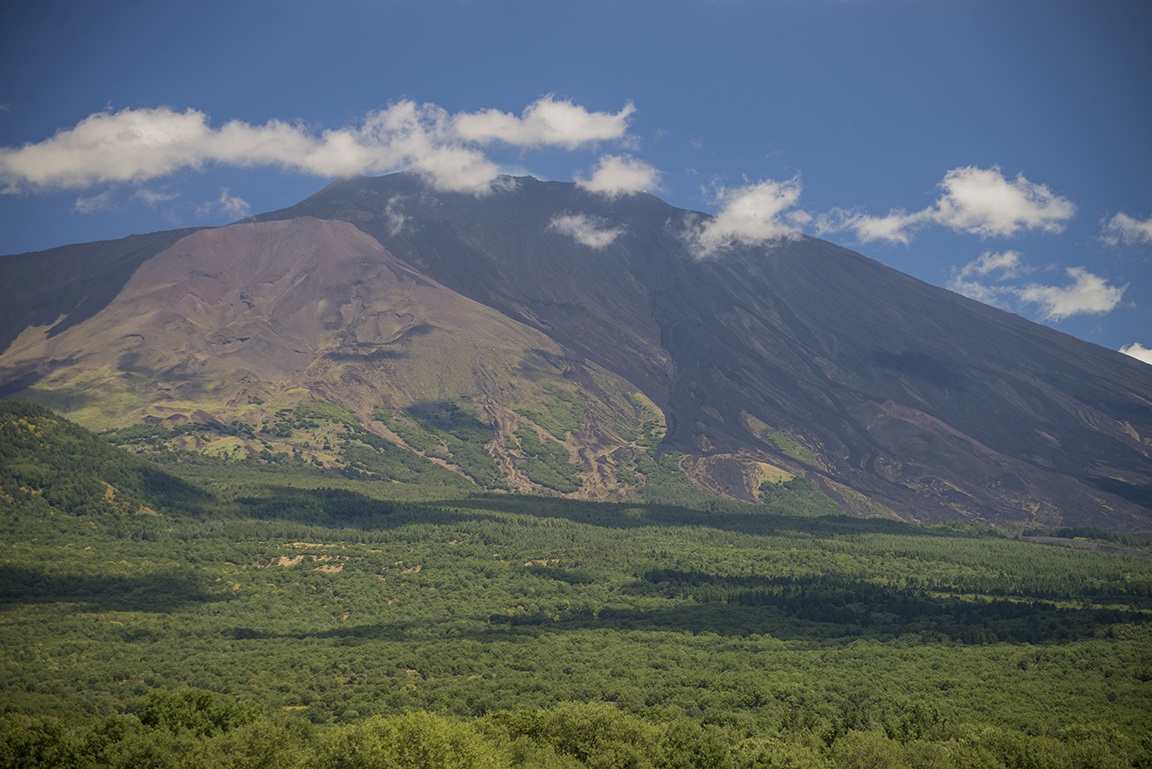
[
  {"left": 225, "top": 585, "right": 1150, "bottom": 649},
  {"left": 0, "top": 564, "right": 220, "bottom": 613}
]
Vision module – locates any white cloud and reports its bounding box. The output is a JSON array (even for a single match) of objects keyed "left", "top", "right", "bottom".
[
  {"left": 947, "top": 253, "right": 1126, "bottom": 322},
  {"left": 685, "top": 176, "right": 807, "bottom": 258},
  {"left": 73, "top": 189, "right": 116, "bottom": 214},
  {"left": 817, "top": 166, "right": 1076, "bottom": 244},
  {"left": 0, "top": 97, "right": 636, "bottom": 197},
  {"left": 453, "top": 95, "right": 635, "bottom": 149},
  {"left": 933, "top": 166, "right": 1075, "bottom": 237},
  {"left": 1019, "top": 267, "right": 1126, "bottom": 321},
  {"left": 1102, "top": 212, "right": 1152, "bottom": 246},
  {"left": 576, "top": 154, "right": 660, "bottom": 198},
  {"left": 548, "top": 213, "right": 624, "bottom": 249},
  {"left": 197, "top": 188, "right": 250, "bottom": 220},
  {"left": 1119, "top": 343, "right": 1152, "bottom": 365}
]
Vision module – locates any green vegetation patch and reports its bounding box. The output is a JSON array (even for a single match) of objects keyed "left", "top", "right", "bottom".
[
  {"left": 393, "top": 402, "right": 507, "bottom": 490},
  {"left": 339, "top": 424, "right": 474, "bottom": 488},
  {"left": 627, "top": 392, "right": 666, "bottom": 451},
  {"left": 513, "top": 404, "right": 581, "bottom": 441},
  {"left": 516, "top": 426, "right": 583, "bottom": 493},
  {"left": 767, "top": 430, "right": 819, "bottom": 465},
  {"left": 296, "top": 401, "right": 360, "bottom": 426},
  {"left": 636, "top": 452, "right": 722, "bottom": 508},
  {"left": 508, "top": 384, "right": 590, "bottom": 442},
  {"left": 4, "top": 697, "right": 1149, "bottom": 768},
  {"left": 758, "top": 476, "right": 842, "bottom": 516}
]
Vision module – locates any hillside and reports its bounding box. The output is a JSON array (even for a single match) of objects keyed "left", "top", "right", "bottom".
[{"left": 2, "top": 172, "right": 1151, "bottom": 533}]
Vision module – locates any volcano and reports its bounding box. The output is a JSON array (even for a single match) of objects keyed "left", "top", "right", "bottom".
[{"left": 3, "top": 172, "right": 1151, "bottom": 533}]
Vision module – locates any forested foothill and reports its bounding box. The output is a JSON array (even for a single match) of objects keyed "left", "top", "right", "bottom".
[{"left": 2, "top": 399, "right": 1150, "bottom": 767}]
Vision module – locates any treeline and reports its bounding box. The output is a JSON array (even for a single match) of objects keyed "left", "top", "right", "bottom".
[
  {"left": 3, "top": 691, "right": 1146, "bottom": 768},
  {"left": 1022, "top": 526, "right": 1152, "bottom": 552}
]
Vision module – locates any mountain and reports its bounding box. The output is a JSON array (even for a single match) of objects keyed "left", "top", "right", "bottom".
[{"left": 2, "top": 172, "right": 1151, "bottom": 533}]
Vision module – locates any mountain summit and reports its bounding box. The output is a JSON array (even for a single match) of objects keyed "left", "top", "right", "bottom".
[{"left": 3, "top": 172, "right": 1151, "bottom": 532}]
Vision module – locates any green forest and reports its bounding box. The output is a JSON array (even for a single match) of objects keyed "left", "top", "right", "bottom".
[{"left": 2, "top": 399, "right": 1151, "bottom": 767}]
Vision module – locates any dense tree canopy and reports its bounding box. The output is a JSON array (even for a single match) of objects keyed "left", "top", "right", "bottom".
[{"left": 2, "top": 400, "right": 1150, "bottom": 767}]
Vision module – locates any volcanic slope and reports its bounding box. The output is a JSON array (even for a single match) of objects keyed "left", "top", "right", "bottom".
[
  {"left": 256, "top": 173, "right": 1152, "bottom": 531},
  {"left": 3, "top": 172, "right": 1151, "bottom": 531},
  {"left": 0, "top": 215, "right": 656, "bottom": 497}
]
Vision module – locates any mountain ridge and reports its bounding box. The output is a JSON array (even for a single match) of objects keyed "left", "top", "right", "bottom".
[{"left": 3, "top": 172, "right": 1150, "bottom": 533}]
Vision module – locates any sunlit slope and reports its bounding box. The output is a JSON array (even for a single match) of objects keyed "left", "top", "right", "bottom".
[{"left": 0, "top": 217, "right": 661, "bottom": 499}]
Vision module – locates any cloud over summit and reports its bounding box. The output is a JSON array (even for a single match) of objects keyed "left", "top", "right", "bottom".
[
  {"left": 453, "top": 96, "right": 635, "bottom": 149},
  {"left": 3, "top": 97, "right": 1140, "bottom": 338},
  {"left": 576, "top": 155, "right": 660, "bottom": 198},
  {"left": 0, "top": 97, "right": 636, "bottom": 197},
  {"left": 684, "top": 176, "right": 808, "bottom": 258}
]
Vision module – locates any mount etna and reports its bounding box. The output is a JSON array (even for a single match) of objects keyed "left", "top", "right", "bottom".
[{"left": 2, "top": 172, "right": 1150, "bottom": 534}]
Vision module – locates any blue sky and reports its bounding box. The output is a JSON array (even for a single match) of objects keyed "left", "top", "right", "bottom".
[{"left": 2, "top": 0, "right": 1150, "bottom": 362}]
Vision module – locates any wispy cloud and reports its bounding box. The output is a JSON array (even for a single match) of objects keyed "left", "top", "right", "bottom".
[
  {"left": 548, "top": 213, "right": 624, "bottom": 249},
  {"left": 576, "top": 154, "right": 660, "bottom": 198},
  {"left": 946, "top": 250, "right": 1027, "bottom": 307},
  {"left": 1120, "top": 343, "right": 1152, "bottom": 365},
  {"left": 383, "top": 195, "right": 410, "bottom": 236},
  {"left": 817, "top": 166, "right": 1075, "bottom": 244},
  {"left": 816, "top": 207, "right": 926, "bottom": 246},
  {"left": 197, "top": 188, "right": 250, "bottom": 220},
  {"left": 132, "top": 187, "right": 179, "bottom": 207},
  {"left": 958, "top": 250, "right": 1026, "bottom": 280},
  {"left": 0, "top": 97, "right": 635, "bottom": 197},
  {"left": 684, "top": 176, "right": 808, "bottom": 258},
  {"left": 1102, "top": 212, "right": 1152, "bottom": 246},
  {"left": 73, "top": 189, "right": 116, "bottom": 214}
]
